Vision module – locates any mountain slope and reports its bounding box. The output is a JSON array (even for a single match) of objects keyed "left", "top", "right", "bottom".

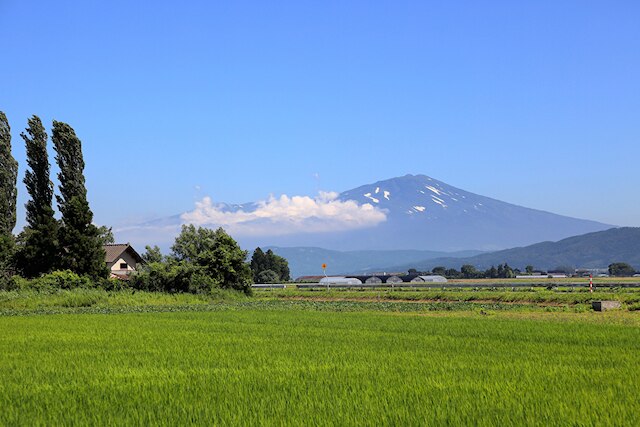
[{"left": 378, "top": 227, "right": 640, "bottom": 272}]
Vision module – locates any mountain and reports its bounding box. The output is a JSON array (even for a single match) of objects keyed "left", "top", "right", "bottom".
[
  {"left": 118, "top": 174, "right": 614, "bottom": 253},
  {"left": 376, "top": 227, "right": 640, "bottom": 272},
  {"left": 265, "top": 247, "right": 485, "bottom": 278},
  {"left": 324, "top": 174, "right": 612, "bottom": 251}
]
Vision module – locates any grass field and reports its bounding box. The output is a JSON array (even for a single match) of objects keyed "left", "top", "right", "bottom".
[{"left": 1, "top": 305, "right": 638, "bottom": 425}]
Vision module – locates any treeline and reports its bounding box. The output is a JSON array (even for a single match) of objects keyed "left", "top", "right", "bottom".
[
  {"left": 1, "top": 113, "right": 107, "bottom": 283},
  {"left": 410, "top": 263, "right": 519, "bottom": 279},
  {"left": 131, "top": 239, "right": 291, "bottom": 294},
  {"left": 410, "top": 262, "right": 638, "bottom": 279}
]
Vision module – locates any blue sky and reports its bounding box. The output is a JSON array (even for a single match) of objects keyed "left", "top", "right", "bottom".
[{"left": 2, "top": 0, "right": 639, "bottom": 242}]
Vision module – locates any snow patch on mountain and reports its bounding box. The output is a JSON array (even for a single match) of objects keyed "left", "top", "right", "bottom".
[
  {"left": 426, "top": 185, "right": 444, "bottom": 196},
  {"left": 431, "top": 196, "right": 448, "bottom": 208},
  {"left": 364, "top": 193, "right": 379, "bottom": 203}
]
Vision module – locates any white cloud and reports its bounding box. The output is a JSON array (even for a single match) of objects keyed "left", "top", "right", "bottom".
[{"left": 180, "top": 191, "right": 387, "bottom": 236}]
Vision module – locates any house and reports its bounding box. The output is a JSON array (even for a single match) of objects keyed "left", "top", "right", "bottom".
[{"left": 103, "top": 244, "right": 144, "bottom": 279}]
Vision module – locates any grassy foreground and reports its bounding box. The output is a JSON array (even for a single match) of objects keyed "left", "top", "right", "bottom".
[{"left": 0, "top": 307, "right": 638, "bottom": 425}]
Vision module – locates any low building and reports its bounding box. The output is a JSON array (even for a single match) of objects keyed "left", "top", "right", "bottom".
[
  {"left": 104, "top": 244, "right": 144, "bottom": 279},
  {"left": 319, "top": 276, "right": 363, "bottom": 285},
  {"left": 419, "top": 275, "right": 448, "bottom": 283}
]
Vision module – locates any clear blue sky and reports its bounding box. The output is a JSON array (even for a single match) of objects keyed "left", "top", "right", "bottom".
[{"left": 2, "top": 0, "right": 639, "bottom": 234}]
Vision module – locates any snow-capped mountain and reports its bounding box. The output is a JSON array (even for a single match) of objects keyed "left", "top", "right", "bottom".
[
  {"left": 331, "top": 174, "right": 612, "bottom": 251},
  {"left": 119, "top": 174, "right": 613, "bottom": 252}
]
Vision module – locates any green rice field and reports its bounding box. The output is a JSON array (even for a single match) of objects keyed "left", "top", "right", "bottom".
[{"left": 1, "top": 304, "right": 638, "bottom": 425}]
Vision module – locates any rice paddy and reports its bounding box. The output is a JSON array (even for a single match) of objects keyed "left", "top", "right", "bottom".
[{"left": 0, "top": 302, "right": 638, "bottom": 425}]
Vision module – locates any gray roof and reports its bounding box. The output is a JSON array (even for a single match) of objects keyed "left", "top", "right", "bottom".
[{"left": 103, "top": 244, "right": 144, "bottom": 264}]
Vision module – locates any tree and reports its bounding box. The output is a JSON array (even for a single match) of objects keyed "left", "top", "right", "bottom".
[
  {"left": 142, "top": 245, "right": 163, "bottom": 264},
  {"left": 15, "top": 116, "right": 59, "bottom": 277},
  {"left": 485, "top": 266, "right": 498, "bottom": 279},
  {"left": 171, "top": 225, "right": 253, "bottom": 293},
  {"left": 525, "top": 265, "right": 534, "bottom": 274},
  {"left": 97, "top": 225, "right": 114, "bottom": 245},
  {"left": 265, "top": 249, "right": 290, "bottom": 282},
  {"left": 501, "top": 263, "right": 515, "bottom": 279},
  {"left": 461, "top": 264, "right": 478, "bottom": 279},
  {"left": 250, "top": 247, "right": 290, "bottom": 283},
  {"left": 608, "top": 262, "right": 635, "bottom": 277},
  {"left": 0, "top": 112, "right": 18, "bottom": 268},
  {"left": 250, "top": 247, "right": 267, "bottom": 281},
  {"left": 444, "top": 268, "right": 461, "bottom": 279},
  {"left": 431, "top": 266, "right": 446, "bottom": 276},
  {"left": 257, "top": 269, "right": 279, "bottom": 284},
  {"left": 52, "top": 121, "right": 106, "bottom": 278}
]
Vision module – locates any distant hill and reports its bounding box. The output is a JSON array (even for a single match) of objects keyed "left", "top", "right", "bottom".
[
  {"left": 376, "top": 227, "right": 640, "bottom": 273},
  {"left": 266, "top": 247, "right": 484, "bottom": 278}
]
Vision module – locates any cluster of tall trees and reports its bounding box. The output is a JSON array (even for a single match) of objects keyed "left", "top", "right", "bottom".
[
  {"left": 250, "top": 248, "right": 290, "bottom": 283},
  {"left": 131, "top": 225, "right": 254, "bottom": 294},
  {"left": 0, "top": 112, "right": 106, "bottom": 280}
]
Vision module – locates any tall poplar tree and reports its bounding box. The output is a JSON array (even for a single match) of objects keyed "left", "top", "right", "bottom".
[
  {"left": 0, "top": 111, "right": 18, "bottom": 268},
  {"left": 15, "top": 116, "right": 59, "bottom": 277},
  {"left": 52, "top": 120, "right": 106, "bottom": 278}
]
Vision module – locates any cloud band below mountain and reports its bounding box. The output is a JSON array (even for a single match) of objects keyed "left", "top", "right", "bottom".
[{"left": 180, "top": 192, "right": 387, "bottom": 236}]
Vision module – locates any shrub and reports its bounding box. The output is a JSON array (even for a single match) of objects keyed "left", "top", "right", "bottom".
[
  {"left": 0, "top": 274, "right": 20, "bottom": 291},
  {"left": 17, "top": 270, "right": 94, "bottom": 291}
]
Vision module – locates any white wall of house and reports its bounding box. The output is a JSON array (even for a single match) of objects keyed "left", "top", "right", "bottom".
[{"left": 107, "top": 251, "right": 139, "bottom": 273}]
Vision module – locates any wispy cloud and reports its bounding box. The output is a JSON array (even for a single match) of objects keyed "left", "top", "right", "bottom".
[{"left": 181, "top": 191, "right": 387, "bottom": 236}]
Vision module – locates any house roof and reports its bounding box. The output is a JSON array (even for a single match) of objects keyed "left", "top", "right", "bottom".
[{"left": 103, "top": 244, "right": 144, "bottom": 264}]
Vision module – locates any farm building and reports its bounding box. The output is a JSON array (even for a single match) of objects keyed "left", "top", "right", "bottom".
[
  {"left": 104, "top": 244, "right": 144, "bottom": 279},
  {"left": 418, "top": 275, "right": 448, "bottom": 283},
  {"left": 349, "top": 276, "right": 384, "bottom": 284},
  {"left": 319, "top": 276, "right": 363, "bottom": 285}
]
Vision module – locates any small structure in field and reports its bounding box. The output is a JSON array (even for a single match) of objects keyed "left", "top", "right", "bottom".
[
  {"left": 104, "top": 243, "right": 144, "bottom": 279},
  {"left": 319, "top": 276, "right": 363, "bottom": 285},
  {"left": 592, "top": 301, "right": 622, "bottom": 311},
  {"left": 419, "top": 275, "right": 448, "bottom": 283}
]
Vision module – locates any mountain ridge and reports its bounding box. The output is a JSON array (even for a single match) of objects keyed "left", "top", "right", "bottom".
[{"left": 372, "top": 227, "right": 639, "bottom": 273}]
